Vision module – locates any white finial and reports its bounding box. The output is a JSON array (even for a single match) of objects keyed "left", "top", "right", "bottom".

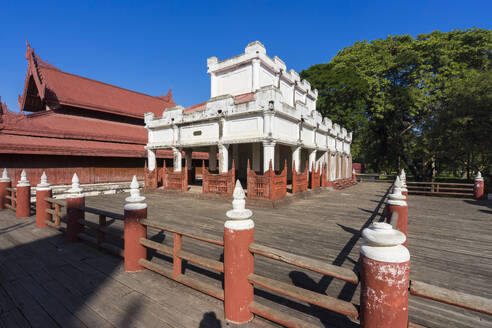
[
  {"left": 360, "top": 222, "right": 409, "bottom": 263},
  {"left": 394, "top": 176, "right": 402, "bottom": 188},
  {"left": 226, "top": 180, "right": 252, "bottom": 220},
  {"left": 67, "top": 173, "right": 83, "bottom": 195},
  {"left": 352, "top": 168, "right": 356, "bottom": 174},
  {"left": 126, "top": 175, "right": 145, "bottom": 203},
  {"left": 17, "top": 169, "right": 30, "bottom": 186},
  {"left": 0, "top": 168, "right": 9, "bottom": 182},
  {"left": 475, "top": 171, "right": 483, "bottom": 180},
  {"left": 37, "top": 171, "right": 50, "bottom": 189}
]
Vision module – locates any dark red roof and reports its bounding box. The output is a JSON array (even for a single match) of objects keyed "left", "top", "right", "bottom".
[
  {"left": 19, "top": 43, "right": 175, "bottom": 118},
  {"left": 1, "top": 109, "right": 146, "bottom": 144}
]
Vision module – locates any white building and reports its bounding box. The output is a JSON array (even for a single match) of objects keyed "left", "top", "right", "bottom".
[{"left": 144, "top": 41, "right": 352, "bottom": 185}]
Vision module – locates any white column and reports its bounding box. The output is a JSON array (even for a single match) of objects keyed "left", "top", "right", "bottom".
[
  {"left": 252, "top": 143, "right": 261, "bottom": 172},
  {"left": 219, "top": 144, "right": 229, "bottom": 173},
  {"left": 252, "top": 59, "right": 260, "bottom": 91},
  {"left": 291, "top": 146, "right": 301, "bottom": 171},
  {"left": 308, "top": 149, "right": 316, "bottom": 172},
  {"left": 147, "top": 149, "right": 156, "bottom": 171},
  {"left": 173, "top": 147, "right": 182, "bottom": 172},
  {"left": 209, "top": 146, "right": 217, "bottom": 171},
  {"left": 337, "top": 153, "right": 342, "bottom": 179},
  {"left": 263, "top": 141, "right": 275, "bottom": 173},
  {"left": 211, "top": 72, "right": 217, "bottom": 98}
]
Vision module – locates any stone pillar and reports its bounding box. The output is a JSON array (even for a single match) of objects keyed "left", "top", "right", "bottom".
[
  {"left": 387, "top": 177, "right": 408, "bottom": 246},
  {"left": 474, "top": 171, "right": 484, "bottom": 200},
  {"left": 360, "top": 222, "right": 410, "bottom": 328},
  {"left": 124, "top": 176, "right": 148, "bottom": 272},
  {"left": 0, "top": 168, "right": 11, "bottom": 210},
  {"left": 185, "top": 150, "right": 192, "bottom": 168},
  {"left": 291, "top": 146, "right": 301, "bottom": 172},
  {"left": 16, "top": 170, "right": 31, "bottom": 218},
  {"left": 252, "top": 143, "right": 261, "bottom": 172},
  {"left": 147, "top": 149, "right": 156, "bottom": 171},
  {"left": 35, "top": 172, "right": 52, "bottom": 228},
  {"left": 185, "top": 150, "right": 193, "bottom": 182},
  {"left": 66, "top": 173, "right": 85, "bottom": 243},
  {"left": 263, "top": 141, "right": 275, "bottom": 173},
  {"left": 308, "top": 149, "right": 316, "bottom": 172},
  {"left": 352, "top": 169, "right": 357, "bottom": 182},
  {"left": 209, "top": 146, "right": 217, "bottom": 171},
  {"left": 224, "top": 181, "right": 254, "bottom": 324},
  {"left": 173, "top": 147, "right": 182, "bottom": 172},
  {"left": 219, "top": 144, "right": 229, "bottom": 173}
]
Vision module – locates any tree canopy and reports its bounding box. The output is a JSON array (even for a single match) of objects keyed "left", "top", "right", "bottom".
[{"left": 300, "top": 28, "right": 491, "bottom": 180}]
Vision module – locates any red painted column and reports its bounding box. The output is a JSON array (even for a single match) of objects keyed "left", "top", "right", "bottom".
[
  {"left": 224, "top": 180, "right": 254, "bottom": 324},
  {"left": 0, "top": 169, "right": 11, "bottom": 210},
  {"left": 124, "top": 176, "right": 147, "bottom": 272},
  {"left": 66, "top": 173, "right": 85, "bottom": 242},
  {"left": 360, "top": 222, "right": 410, "bottom": 328},
  {"left": 474, "top": 172, "right": 484, "bottom": 200},
  {"left": 16, "top": 170, "right": 31, "bottom": 218},
  {"left": 352, "top": 169, "right": 357, "bottom": 183},
  {"left": 35, "top": 172, "right": 52, "bottom": 228}
]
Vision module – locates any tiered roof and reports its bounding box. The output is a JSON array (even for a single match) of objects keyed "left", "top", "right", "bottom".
[{"left": 19, "top": 43, "right": 175, "bottom": 118}]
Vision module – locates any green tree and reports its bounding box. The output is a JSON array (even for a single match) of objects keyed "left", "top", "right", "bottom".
[{"left": 301, "top": 28, "right": 492, "bottom": 179}]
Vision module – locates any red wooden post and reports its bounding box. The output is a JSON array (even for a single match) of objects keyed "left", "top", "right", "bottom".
[
  {"left": 98, "top": 215, "right": 106, "bottom": 245},
  {"left": 352, "top": 168, "right": 357, "bottom": 183},
  {"left": 474, "top": 171, "right": 484, "bottom": 200},
  {"left": 173, "top": 233, "right": 182, "bottom": 278},
  {"left": 224, "top": 180, "right": 254, "bottom": 324},
  {"left": 0, "top": 168, "right": 11, "bottom": 210},
  {"left": 360, "top": 222, "right": 410, "bottom": 328},
  {"left": 16, "top": 170, "right": 31, "bottom": 218},
  {"left": 124, "top": 175, "right": 147, "bottom": 272},
  {"left": 66, "top": 173, "right": 85, "bottom": 242},
  {"left": 35, "top": 172, "right": 52, "bottom": 228},
  {"left": 386, "top": 177, "right": 408, "bottom": 246}
]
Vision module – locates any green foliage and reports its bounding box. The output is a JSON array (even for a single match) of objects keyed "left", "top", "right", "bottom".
[{"left": 301, "top": 28, "right": 492, "bottom": 179}]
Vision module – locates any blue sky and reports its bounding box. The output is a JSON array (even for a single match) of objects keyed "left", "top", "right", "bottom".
[{"left": 1, "top": 1, "right": 490, "bottom": 111}]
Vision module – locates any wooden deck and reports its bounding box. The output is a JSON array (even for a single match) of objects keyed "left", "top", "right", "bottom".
[{"left": 0, "top": 182, "right": 491, "bottom": 327}]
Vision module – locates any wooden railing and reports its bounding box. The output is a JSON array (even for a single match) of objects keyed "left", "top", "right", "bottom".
[
  {"left": 76, "top": 206, "right": 124, "bottom": 257},
  {"left": 406, "top": 181, "right": 474, "bottom": 197},
  {"left": 44, "top": 197, "right": 65, "bottom": 228},
  {"left": 202, "top": 160, "right": 235, "bottom": 195},
  {"left": 162, "top": 161, "right": 188, "bottom": 191},
  {"left": 309, "top": 163, "right": 321, "bottom": 189},
  {"left": 44, "top": 197, "right": 124, "bottom": 256},
  {"left": 247, "top": 160, "right": 287, "bottom": 200},
  {"left": 292, "top": 160, "right": 309, "bottom": 194},
  {"left": 138, "top": 219, "right": 225, "bottom": 300},
  {"left": 248, "top": 242, "right": 359, "bottom": 325},
  {"left": 410, "top": 280, "right": 492, "bottom": 315},
  {"left": 4, "top": 187, "right": 16, "bottom": 211},
  {"left": 144, "top": 161, "right": 158, "bottom": 188},
  {"left": 321, "top": 164, "right": 328, "bottom": 187}
]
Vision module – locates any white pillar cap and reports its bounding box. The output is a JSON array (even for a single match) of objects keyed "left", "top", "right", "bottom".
[
  {"left": 0, "top": 168, "right": 10, "bottom": 182},
  {"left": 17, "top": 170, "right": 30, "bottom": 187},
  {"left": 360, "top": 222, "right": 409, "bottom": 263},
  {"left": 124, "top": 175, "right": 147, "bottom": 210},
  {"left": 475, "top": 171, "right": 484, "bottom": 181},
  {"left": 225, "top": 180, "right": 254, "bottom": 230},
  {"left": 67, "top": 173, "right": 83, "bottom": 196},
  {"left": 36, "top": 171, "right": 51, "bottom": 190}
]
